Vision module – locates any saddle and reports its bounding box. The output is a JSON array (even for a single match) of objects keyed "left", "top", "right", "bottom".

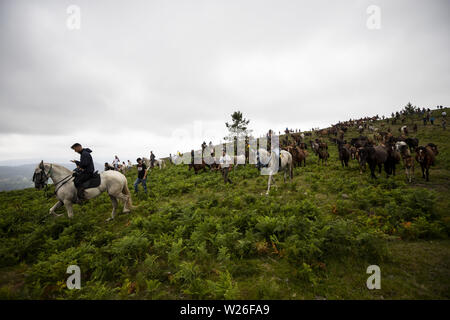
[{"left": 81, "top": 171, "right": 101, "bottom": 189}]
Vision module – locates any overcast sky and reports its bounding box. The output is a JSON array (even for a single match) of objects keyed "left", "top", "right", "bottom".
[{"left": 0, "top": 0, "right": 449, "bottom": 165}]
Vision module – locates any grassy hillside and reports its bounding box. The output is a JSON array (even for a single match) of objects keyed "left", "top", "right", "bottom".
[{"left": 0, "top": 109, "right": 449, "bottom": 299}]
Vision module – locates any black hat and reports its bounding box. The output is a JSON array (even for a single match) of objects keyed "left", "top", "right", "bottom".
[
  {"left": 136, "top": 158, "right": 142, "bottom": 162},
  {"left": 71, "top": 143, "right": 81, "bottom": 149}
]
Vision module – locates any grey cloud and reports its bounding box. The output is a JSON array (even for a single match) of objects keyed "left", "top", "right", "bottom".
[{"left": 0, "top": 0, "right": 449, "bottom": 161}]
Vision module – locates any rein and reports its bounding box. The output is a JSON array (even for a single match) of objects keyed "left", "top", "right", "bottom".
[{"left": 53, "top": 174, "right": 74, "bottom": 194}]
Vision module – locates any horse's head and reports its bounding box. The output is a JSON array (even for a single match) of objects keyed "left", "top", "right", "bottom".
[
  {"left": 427, "top": 143, "right": 439, "bottom": 156},
  {"left": 285, "top": 146, "right": 293, "bottom": 154},
  {"left": 415, "top": 147, "right": 426, "bottom": 163},
  {"left": 32, "top": 160, "right": 50, "bottom": 190}
]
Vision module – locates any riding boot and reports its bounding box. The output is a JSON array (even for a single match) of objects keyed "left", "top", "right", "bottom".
[{"left": 77, "top": 187, "right": 86, "bottom": 204}]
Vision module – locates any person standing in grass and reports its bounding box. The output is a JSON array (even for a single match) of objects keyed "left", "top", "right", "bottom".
[
  {"left": 219, "top": 150, "right": 233, "bottom": 184},
  {"left": 112, "top": 155, "right": 120, "bottom": 170},
  {"left": 134, "top": 158, "right": 148, "bottom": 194},
  {"left": 149, "top": 151, "right": 156, "bottom": 168}
]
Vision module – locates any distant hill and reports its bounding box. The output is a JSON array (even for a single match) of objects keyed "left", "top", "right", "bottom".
[
  {"left": 0, "top": 162, "right": 104, "bottom": 191},
  {"left": 0, "top": 164, "right": 37, "bottom": 191}
]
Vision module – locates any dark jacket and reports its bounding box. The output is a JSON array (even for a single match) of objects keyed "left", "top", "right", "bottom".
[{"left": 75, "top": 148, "right": 95, "bottom": 174}]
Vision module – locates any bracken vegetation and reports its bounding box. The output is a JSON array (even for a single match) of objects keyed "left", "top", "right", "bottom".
[{"left": 0, "top": 109, "right": 449, "bottom": 299}]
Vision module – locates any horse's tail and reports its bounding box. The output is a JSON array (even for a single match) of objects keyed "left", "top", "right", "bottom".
[{"left": 122, "top": 182, "right": 138, "bottom": 210}]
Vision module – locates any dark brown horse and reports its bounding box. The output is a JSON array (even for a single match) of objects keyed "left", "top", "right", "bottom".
[
  {"left": 188, "top": 160, "right": 211, "bottom": 174},
  {"left": 385, "top": 143, "right": 401, "bottom": 176},
  {"left": 405, "top": 137, "right": 419, "bottom": 152},
  {"left": 358, "top": 145, "right": 388, "bottom": 178},
  {"left": 337, "top": 141, "right": 350, "bottom": 167}
]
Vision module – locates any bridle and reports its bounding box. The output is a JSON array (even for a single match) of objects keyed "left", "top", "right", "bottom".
[
  {"left": 32, "top": 163, "right": 73, "bottom": 197},
  {"left": 32, "top": 163, "right": 52, "bottom": 189},
  {"left": 53, "top": 174, "right": 74, "bottom": 194}
]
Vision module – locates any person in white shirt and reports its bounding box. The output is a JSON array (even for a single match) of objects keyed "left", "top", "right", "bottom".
[
  {"left": 112, "top": 155, "right": 120, "bottom": 170},
  {"left": 219, "top": 150, "right": 233, "bottom": 184}
]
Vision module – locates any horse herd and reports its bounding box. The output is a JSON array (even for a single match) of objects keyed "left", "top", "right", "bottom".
[
  {"left": 286, "top": 134, "right": 438, "bottom": 183},
  {"left": 184, "top": 132, "right": 439, "bottom": 190}
]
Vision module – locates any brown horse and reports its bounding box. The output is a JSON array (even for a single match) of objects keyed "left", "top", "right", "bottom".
[
  {"left": 286, "top": 145, "right": 307, "bottom": 167},
  {"left": 188, "top": 160, "right": 210, "bottom": 174},
  {"left": 317, "top": 143, "right": 329, "bottom": 166},
  {"left": 415, "top": 144, "right": 438, "bottom": 181},
  {"left": 310, "top": 140, "right": 319, "bottom": 155},
  {"left": 349, "top": 145, "right": 357, "bottom": 160},
  {"left": 396, "top": 142, "right": 415, "bottom": 182}
]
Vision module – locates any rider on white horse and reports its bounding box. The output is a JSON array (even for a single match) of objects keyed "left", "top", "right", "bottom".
[{"left": 70, "top": 143, "right": 95, "bottom": 201}]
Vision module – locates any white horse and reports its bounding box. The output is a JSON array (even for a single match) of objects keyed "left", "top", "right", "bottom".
[
  {"left": 156, "top": 159, "right": 166, "bottom": 169},
  {"left": 257, "top": 148, "right": 293, "bottom": 195},
  {"left": 143, "top": 157, "right": 166, "bottom": 169},
  {"left": 32, "top": 161, "right": 134, "bottom": 221}
]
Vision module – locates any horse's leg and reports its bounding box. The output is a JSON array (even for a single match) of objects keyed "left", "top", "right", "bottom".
[
  {"left": 426, "top": 166, "right": 429, "bottom": 181},
  {"left": 266, "top": 173, "right": 272, "bottom": 195},
  {"left": 370, "top": 164, "right": 377, "bottom": 179},
  {"left": 114, "top": 191, "right": 131, "bottom": 213},
  {"left": 63, "top": 200, "right": 74, "bottom": 219},
  {"left": 106, "top": 195, "right": 118, "bottom": 222},
  {"left": 50, "top": 200, "right": 64, "bottom": 217}
]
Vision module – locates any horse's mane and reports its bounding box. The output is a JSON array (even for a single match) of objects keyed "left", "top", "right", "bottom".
[{"left": 44, "top": 163, "right": 73, "bottom": 174}]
